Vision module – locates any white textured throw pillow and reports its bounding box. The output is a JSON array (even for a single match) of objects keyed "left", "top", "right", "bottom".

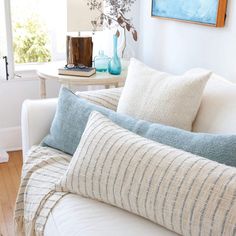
[
  {"left": 117, "top": 58, "right": 211, "bottom": 131},
  {"left": 58, "top": 111, "right": 236, "bottom": 236}
]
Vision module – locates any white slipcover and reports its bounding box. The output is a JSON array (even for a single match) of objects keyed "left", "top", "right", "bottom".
[
  {"left": 21, "top": 72, "right": 236, "bottom": 235},
  {"left": 44, "top": 194, "right": 177, "bottom": 236}
]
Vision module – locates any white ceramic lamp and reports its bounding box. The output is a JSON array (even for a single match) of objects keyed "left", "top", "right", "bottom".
[{"left": 67, "top": 0, "right": 102, "bottom": 33}]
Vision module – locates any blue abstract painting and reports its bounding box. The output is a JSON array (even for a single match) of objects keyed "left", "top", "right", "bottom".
[{"left": 152, "top": 0, "right": 220, "bottom": 25}]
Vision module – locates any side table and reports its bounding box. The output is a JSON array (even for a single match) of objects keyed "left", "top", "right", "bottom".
[{"left": 37, "top": 64, "right": 127, "bottom": 99}]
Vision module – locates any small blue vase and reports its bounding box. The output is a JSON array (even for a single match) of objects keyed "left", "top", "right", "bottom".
[
  {"left": 94, "top": 50, "right": 110, "bottom": 72},
  {"left": 108, "top": 34, "right": 122, "bottom": 75}
]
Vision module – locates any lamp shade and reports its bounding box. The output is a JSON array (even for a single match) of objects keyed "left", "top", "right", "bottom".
[{"left": 67, "top": 0, "right": 102, "bottom": 32}]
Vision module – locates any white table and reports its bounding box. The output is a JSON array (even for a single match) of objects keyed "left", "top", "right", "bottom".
[{"left": 37, "top": 63, "right": 127, "bottom": 98}]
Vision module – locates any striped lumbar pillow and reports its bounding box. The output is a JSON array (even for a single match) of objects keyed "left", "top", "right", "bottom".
[{"left": 58, "top": 111, "right": 236, "bottom": 236}]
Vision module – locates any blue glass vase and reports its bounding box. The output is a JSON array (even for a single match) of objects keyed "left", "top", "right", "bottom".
[
  {"left": 94, "top": 50, "right": 110, "bottom": 72},
  {"left": 108, "top": 35, "right": 122, "bottom": 75}
]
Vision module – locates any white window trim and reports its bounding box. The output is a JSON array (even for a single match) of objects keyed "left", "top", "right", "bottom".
[
  {"left": 15, "top": 62, "right": 50, "bottom": 80},
  {"left": 4, "top": 0, "right": 14, "bottom": 79}
]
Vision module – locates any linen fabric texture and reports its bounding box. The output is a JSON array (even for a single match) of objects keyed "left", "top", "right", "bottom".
[
  {"left": 15, "top": 146, "right": 71, "bottom": 236},
  {"left": 117, "top": 58, "right": 211, "bottom": 131},
  {"left": 42, "top": 87, "right": 121, "bottom": 155},
  {"left": 188, "top": 68, "right": 236, "bottom": 134},
  {"left": 42, "top": 87, "right": 236, "bottom": 167},
  {"left": 58, "top": 111, "right": 236, "bottom": 236},
  {"left": 77, "top": 87, "right": 122, "bottom": 111}
]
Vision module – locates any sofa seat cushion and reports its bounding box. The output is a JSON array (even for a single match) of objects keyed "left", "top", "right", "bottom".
[{"left": 44, "top": 194, "right": 177, "bottom": 236}]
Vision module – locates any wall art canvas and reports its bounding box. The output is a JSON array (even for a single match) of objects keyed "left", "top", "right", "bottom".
[{"left": 151, "top": 0, "right": 227, "bottom": 27}]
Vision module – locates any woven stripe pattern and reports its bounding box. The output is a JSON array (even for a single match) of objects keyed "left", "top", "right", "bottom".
[
  {"left": 77, "top": 87, "right": 123, "bottom": 111},
  {"left": 59, "top": 111, "right": 236, "bottom": 236},
  {"left": 14, "top": 146, "right": 71, "bottom": 236}
]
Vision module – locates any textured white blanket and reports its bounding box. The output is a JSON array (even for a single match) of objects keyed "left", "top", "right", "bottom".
[{"left": 14, "top": 146, "right": 71, "bottom": 236}]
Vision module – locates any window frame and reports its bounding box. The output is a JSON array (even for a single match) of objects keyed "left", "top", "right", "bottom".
[{"left": 3, "top": 0, "right": 14, "bottom": 79}]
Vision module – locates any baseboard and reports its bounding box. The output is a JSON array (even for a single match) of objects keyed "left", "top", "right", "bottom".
[{"left": 0, "top": 126, "right": 22, "bottom": 151}]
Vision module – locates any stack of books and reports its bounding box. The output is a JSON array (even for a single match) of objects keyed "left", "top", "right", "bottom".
[{"left": 58, "top": 66, "right": 96, "bottom": 77}]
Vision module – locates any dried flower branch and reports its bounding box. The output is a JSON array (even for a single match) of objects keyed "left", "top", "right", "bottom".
[{"left": 87, "top": 0, "right": 138, "bottom": 41}]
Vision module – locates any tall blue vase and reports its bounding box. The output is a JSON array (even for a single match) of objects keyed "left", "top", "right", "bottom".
[{"left": 108, "top": 34, "right": 122, "bottom": 75}]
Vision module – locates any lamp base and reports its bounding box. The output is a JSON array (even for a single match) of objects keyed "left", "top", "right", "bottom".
[{"left": 67, "top": 36, "right": 93, "bottom": 67}]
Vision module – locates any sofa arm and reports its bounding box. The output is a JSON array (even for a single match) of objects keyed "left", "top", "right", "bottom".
[{"left": 21, "top": 98, "right": 57, "bottom": 162}]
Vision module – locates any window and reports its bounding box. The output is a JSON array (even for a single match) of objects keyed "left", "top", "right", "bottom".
[{"left": 1, "top": 0, "right": 66, "bottom": 80}]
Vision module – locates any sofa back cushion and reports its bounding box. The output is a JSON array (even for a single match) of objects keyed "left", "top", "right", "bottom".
[
  {"left": 78, "top": 71, "right": 236, "bottom": 134},
  {"left": 58, "top": 111, "right": 236, "bottom": 236},
  {"left": 191, "top": 69, "right": 236, "bottom": 134}
]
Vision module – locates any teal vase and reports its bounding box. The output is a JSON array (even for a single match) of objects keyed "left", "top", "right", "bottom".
[
  {"left": 94, "top": 50, "right": 110, "bottom": 72},
  {"left": 108, "top": 35, "right": 122, "bottom": 75}
]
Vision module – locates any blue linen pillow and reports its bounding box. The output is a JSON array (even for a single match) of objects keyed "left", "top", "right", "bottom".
[{"left": 42, "top": 87, "right": 236, "bottom": 167}]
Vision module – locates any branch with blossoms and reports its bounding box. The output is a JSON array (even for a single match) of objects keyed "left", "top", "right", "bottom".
[{"left": 87, "top": 0, "right": 138, "bottom": 41}]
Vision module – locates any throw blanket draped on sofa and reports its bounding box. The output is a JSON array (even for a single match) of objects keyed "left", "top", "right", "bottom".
[{"left": 14, "top": 146, "right": 71, "bottom": 236}]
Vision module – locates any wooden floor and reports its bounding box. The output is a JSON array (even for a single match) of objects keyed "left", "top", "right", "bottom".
[{"left": 0, "top": 151, "right": 22, "bottom": 236}]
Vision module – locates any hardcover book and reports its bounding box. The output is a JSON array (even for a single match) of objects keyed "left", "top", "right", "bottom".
[{"left": 58, "top": 66, "right": 96, "bottom": 77}]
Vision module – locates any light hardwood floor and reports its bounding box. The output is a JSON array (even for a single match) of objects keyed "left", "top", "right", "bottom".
[{"left": 0, "top": 151, "right": 22, "bottom": 236}]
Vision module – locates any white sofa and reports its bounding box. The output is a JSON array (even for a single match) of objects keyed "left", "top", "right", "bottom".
[{"left": 21, "top": 72, "right": 236, "bottom": 236}]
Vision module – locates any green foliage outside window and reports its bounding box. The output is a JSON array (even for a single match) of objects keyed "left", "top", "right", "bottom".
[{"left": 13, "top": 17, "right": 51, "bottom": 63}]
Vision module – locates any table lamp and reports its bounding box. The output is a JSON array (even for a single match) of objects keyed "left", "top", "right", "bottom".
[{"left": 67, "top": 0, "right": 102, "bottom": 67}]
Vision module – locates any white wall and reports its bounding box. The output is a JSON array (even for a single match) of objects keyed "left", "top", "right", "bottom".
[
  {"left": 0, "top": 77, "right": 60, "bottom": 150},
  {"left": 125, "top": 0, "right": 140, "bottom": 59},
  {"left": 137, "top": 0, "right": 236, "bottom": 82}
]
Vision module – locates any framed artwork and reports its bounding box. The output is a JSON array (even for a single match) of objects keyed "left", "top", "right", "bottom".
[{"left": 151, "top": 0, "right": 227, "bottom": 27}]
